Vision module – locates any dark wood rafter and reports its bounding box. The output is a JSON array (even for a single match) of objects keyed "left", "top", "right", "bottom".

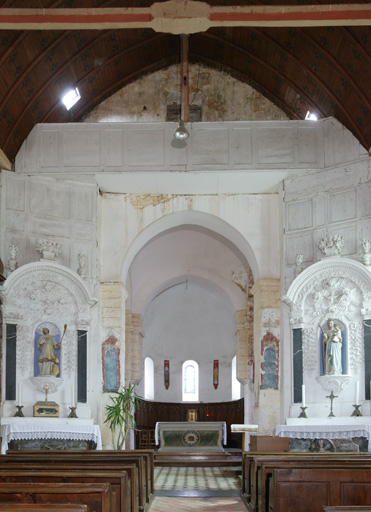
[
  {"left": 195, "top": 31, "right": 328, "bottom": 117},
  {"left": 0, "top": 0, "right": 370, "bottom": 160},
  {"left": 2, "top": 29, "right": 169, "bottom": 150}
]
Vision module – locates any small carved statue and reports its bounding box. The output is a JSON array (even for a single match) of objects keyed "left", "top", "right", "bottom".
[
  {"left": 294, "top": 253, "right": 304, "bottom": 277},
  {"left": 37, "top": 327, "right": 61, "bottom": 377},
  {"left": 361, "top": 239, "right": 371, "bottom": 267},
  {"left": 321, "top": 319, "right": 343, "bottom": 375},
  {"left": 7, "top": 243, "right": 18, "bottom": 272},
  {"left": 77, "top": 253, "right": 88, "bottom": 278}
]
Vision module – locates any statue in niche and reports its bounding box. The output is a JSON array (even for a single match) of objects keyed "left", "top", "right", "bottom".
[
  {"left": 34, "top": 323, "right": 61, "bottom": 377},
  {"left": 321, "top": 319, "right": 344, "bottom": 375}
]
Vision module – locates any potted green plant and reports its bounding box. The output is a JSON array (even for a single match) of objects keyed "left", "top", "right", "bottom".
[{"left": 104, "top": 383, "right": 143, "bottom": 450}]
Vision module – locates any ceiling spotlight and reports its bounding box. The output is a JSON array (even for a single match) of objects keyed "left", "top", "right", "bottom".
[
  {"left": 62, "top": 87, "right": 81, "bottom": 110},
  {"left": 174, "top": 119, "right": 190, "bottom": 140}
]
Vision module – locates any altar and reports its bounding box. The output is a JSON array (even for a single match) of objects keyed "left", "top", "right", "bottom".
[
  {"left": 275, "top": 417, "right": 371, "bottom": 452},
  {"left": 0, "top": 418, "right": 102, "bottom": 454},
  {"left": 155, "top": 421, "right": 226, "bottom": 452}
]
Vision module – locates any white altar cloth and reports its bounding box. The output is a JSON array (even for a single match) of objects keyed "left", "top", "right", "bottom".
[
  {"left": 275, "top": 422, "right": 371, "bottom": 451},
  {"left": 1, "top": 422, "right": 102, "bottom": 454}
]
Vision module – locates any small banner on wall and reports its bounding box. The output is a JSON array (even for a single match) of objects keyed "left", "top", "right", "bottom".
[
  {"left": 164, "top": 360, "right": 170, "bottom": 389},
  {"left": 213, "top": 360, "right": 219, "bottom": 389}
]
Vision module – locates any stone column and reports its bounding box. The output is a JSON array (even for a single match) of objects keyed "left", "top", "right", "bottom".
[
  {"left": 251, "top": 278, "right": 280, "bottom": 435},
  {"left": 100, "top": 281, "right": 128, "bottom": 449},
  {"left": 125, "top": 311, "right": 144, "bottom": 386}
]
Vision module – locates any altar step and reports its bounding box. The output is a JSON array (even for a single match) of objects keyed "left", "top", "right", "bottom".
[{"left": 154, "top": 450, "right": 242, "bottom": 467}]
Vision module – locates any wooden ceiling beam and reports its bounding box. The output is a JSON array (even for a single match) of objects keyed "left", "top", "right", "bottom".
[{"left": 0, "top": 2, "right": 370, "bottom": 34}]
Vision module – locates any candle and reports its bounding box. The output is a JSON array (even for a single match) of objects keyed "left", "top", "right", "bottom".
[
  {"left": 356, "top": 381, "right": 359, "bottom": 405},
  {"left": 71, "top": 385, "right": 75, "bottom": 407},
  {"left": 302, "top": 384, "right": 306, "bottom": 408},
  {"left": 18, "top": 383, "right": 22, "bottom": 406}
]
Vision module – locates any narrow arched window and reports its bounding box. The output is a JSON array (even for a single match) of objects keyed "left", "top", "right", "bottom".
[
  {"left": 182, "top": 360, "right": 199, "bottom": 402},
  {"left": 144, "top": 357, "right": 154, "bottom": 400},
  {"left": 232, "top": 355, "right": 241, "bottom": 400}
]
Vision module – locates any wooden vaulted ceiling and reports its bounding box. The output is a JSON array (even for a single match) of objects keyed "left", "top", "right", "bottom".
[{"left": 0, "top": 0, "right": 370, "bottom": 164}]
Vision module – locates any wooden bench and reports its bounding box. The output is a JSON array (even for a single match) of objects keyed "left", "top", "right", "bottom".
[
  {"left": 0, "top": 463, "right": 137, "bottom": 512},
  {"left": 0, "top": 505, "right": 88, "bottom": 512},
  {"left": 243, "top": 452, "right": 371, "bottom": 512},
  {"left": 0, "top": 468, "right": 130, "bottom": 512},
  {"left": 3, "top": 449, "right": 154, "bottom": 512},
  {"left": 0, "top": 482, "right": 112, "bottom": 512},
  {"left": 269, "top": 466, "right": 371, "bottom": 512}
]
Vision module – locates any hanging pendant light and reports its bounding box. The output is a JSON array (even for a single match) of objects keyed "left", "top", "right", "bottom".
[
  {"left": 174, "top": 34, "right": 190, "bottom": 141},
  {"left": 174, "top": 119, "right": 189, "bottom": 140}
]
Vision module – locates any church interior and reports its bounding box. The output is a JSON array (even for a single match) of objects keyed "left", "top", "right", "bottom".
[{"left": 0, "top": 1, "right": 371, "bottom": 511}]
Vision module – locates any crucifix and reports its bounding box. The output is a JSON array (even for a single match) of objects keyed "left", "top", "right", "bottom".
[
  {"left": 44, "top": 384, "right": 50, "bottom": 402},
  {"left": 326, "top": 390, "right": 338, "bottom": 417}
]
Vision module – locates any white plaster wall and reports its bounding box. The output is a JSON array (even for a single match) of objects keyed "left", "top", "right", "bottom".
[
  {"left": 0, "top": 170, "right": 99, "bottom": 290},
  {"left": 136, "top": 281, "right": 236, "bottom": 403},
  {"left": 101, "top": 194, "right": 280, "bottom": 286}
]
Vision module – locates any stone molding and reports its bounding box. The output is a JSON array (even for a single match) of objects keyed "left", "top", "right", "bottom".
[
  {"left": 283, "top": 257, "right": 371, "bottom": 325},
  {"left": 0, "top": 261, "right": 97, "bottom": 328}
]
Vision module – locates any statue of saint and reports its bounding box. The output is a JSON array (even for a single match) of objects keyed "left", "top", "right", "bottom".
[
  {"left": 37, "top": 327, "right": 61, "bottom": 377},
  {"left": 322, "top": 319, "right": 343, "bottom": 375}
]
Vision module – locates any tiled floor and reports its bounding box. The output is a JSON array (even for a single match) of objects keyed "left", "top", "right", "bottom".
[
  {"left": 152, "top": 465, "right": 246, "bottom": 510},
  {"left": 150, "top": 496, "right": 247, "bottom": 512},
  {"left": 154, "top": 466, "right": 240, "bottom": 491}
]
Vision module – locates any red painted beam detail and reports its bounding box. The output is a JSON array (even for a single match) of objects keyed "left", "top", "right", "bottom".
[{"left": 209, "top": 10, "right": 371, "bottom": 22}]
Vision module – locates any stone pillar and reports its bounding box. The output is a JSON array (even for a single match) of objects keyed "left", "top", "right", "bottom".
[
  {"left": 235, "top": 308, "right": 249, "bottom": 384},
  {"left": 251, "top": 278, "right": 280, "bottom": 435},
  {"left": 100, "top": 282, "right": 128, "bottom": 449},
  {"left": 125, "top": 311, "right": 144, "bottom": 386}
]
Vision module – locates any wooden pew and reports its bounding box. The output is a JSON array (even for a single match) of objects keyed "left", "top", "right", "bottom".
[
  {"left": 0, "top": 482, "right": 112, "bottom": 512},
  {"left": 243, "top": 452, "right": 371, "bottom": 512},
  {"left": 0, "top": 469, "right": 129, "bottom": 512},
  {"left": 0, "top": 505, "right": 88, "bottom": 512},
  {"left": 269, "top": 466, "right": 371, "bottom": 512},
  {"left": 3, "top": 450, "right": 154, "bottom": 512},
  {"left": 0, "top": 462, "right": 138, "bottom": 512}
]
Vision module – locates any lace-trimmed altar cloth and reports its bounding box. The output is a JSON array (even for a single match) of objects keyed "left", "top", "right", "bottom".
[
  {"left": 275, "top": 424, "right": 371, "bottom": 451},
  {"left": 1, "top": 423, "right": 102, "bottom": 454}
]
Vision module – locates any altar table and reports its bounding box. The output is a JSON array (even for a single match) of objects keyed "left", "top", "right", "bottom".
[
  {"left": 1, "top": 421, "right": 102, "bottom": 454},
  {"left": 155, "top": 421, "right": 226, "bottom": 452},
  {"left": 275, "top": 419, "right": 371, "bottom": 451}
]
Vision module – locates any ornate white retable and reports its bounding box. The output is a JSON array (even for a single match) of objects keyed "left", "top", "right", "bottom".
[{"left": 0, "top": 418, "right": 102, "bottom": 454}]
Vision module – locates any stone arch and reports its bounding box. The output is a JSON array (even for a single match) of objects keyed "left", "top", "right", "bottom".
[{"left": 121, "top": 209, "right": 259, "bottom": 285}]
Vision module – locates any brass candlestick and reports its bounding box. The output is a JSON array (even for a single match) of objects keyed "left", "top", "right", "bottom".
[
  {"left": 298, "top": 406, "right": 307, "bottom": 418},
  {"left": 351, "top": 404, "right": 362, "bottom": 417},
  {"left": 14, "top": 405, "right": 24, "bottom": 417}
]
